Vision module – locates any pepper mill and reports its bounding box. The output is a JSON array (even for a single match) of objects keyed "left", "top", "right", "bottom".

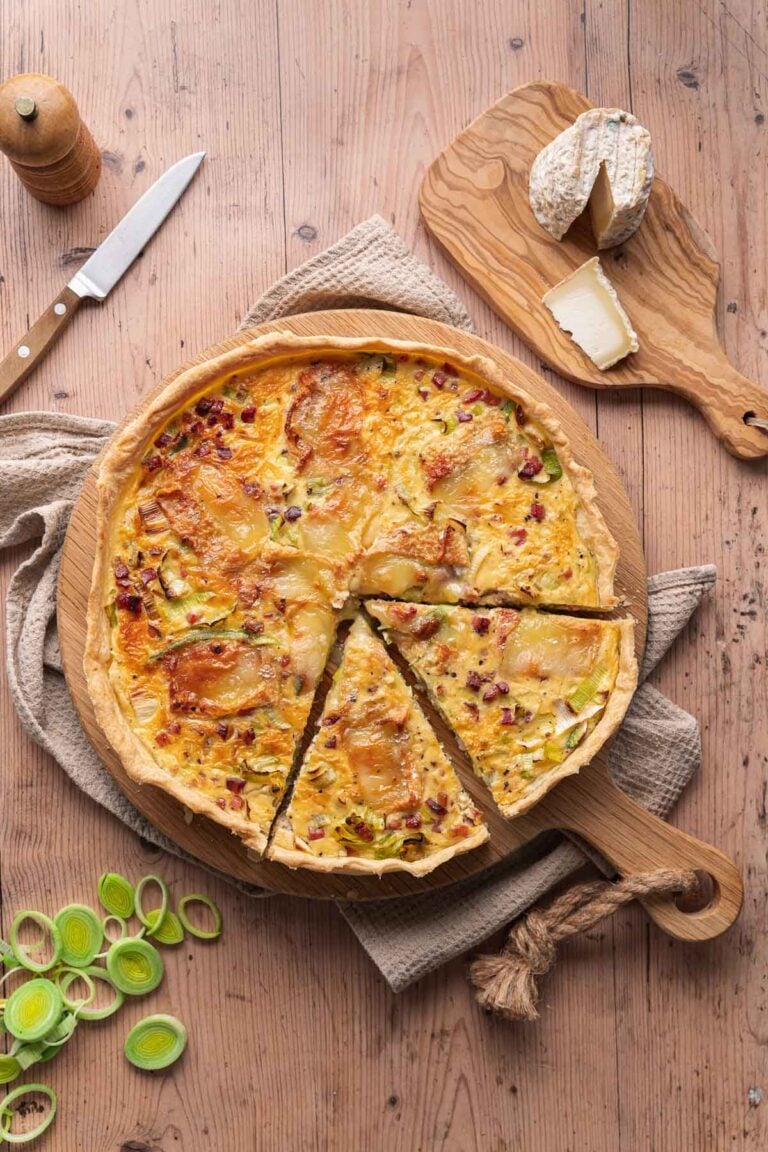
[{"left": 0, "top": 73, "right": 101, "bottom": 205}]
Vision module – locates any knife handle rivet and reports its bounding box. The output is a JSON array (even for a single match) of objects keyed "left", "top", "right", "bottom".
[
  {"left": 54, "top": 302, "right": 67, "bottom": 316},
  {"left": 17, "top": 345, "right": 30, "bottom": 359}
]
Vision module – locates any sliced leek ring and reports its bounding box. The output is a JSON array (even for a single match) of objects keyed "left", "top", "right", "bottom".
[
  {"left": 106, "top": 938, "right": 164, "bottom": 996},
  {"left": 0, "top": 1056, "right": 20, "bottom": 1086},
  {"left": 124, "top": 1013, "right": 187, "bottom": 1071},
  {"left": 0, "top": 1083, "right": 57, "bottom": 1145},
  {"left": 9, "top": 912, "right": 62, "bottom": 974},
  {"left": 177, "top": 894, "right": 223, "bottom": 940},
  {"left": 4, "top": 979, "right": 62, "bottom": 1043},
  {"left": 144, "top": 908, "right": 185, "bottom": 946},
  {"left": 55, "top": 967, "right": 96, "bottom": 1012},
  {"left": 97, "top": 873, "right": 135, "bottom": 919},
  {"left": 134, "top": 875, "right": 170, "bottom": 936},
  {"left": 76, "top": 966, "right": 125, "bottom": 1021},
  {"left": 54, "top": 904, "right": 103, "bottom": 968}
]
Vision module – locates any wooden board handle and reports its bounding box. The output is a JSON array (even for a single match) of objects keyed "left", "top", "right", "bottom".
[
  {"left": 516, "top": 759, "right": 743, "bottom": 941},
  {"left": 0, "top": 285, "right": 82, "bottom": 404},
  {"left": 665, "top": 347, "right": 768, "bottom": 460}
]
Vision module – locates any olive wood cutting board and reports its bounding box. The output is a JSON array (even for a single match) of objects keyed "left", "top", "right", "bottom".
[
  {"left": 419, "top": 80, "right": 768, "bottom": 460},
  {"left": 57, "top": 309, "right": 743, "bottom": 941}
]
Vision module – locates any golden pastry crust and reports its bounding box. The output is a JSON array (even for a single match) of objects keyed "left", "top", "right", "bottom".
[{"left": 84, "top": 331, "right": 625, "bottom": 860}]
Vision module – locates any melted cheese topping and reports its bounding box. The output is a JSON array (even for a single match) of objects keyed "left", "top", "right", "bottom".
[
  {"left": 367, "top": 601, "right": 624, "bottom": 812},
  {"left": 104, "top": 349, "right": 617, "bottom": 847},
  {"left": 269, "top": 618, "right": 485, "bottom": 865}
]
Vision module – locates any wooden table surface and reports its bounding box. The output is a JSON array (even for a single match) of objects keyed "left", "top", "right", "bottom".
[{"left": 0, "top": 2, "right": 765, "bottom": 1148}]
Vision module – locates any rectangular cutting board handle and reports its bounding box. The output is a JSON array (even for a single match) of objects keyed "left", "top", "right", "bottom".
[{"left": 513, "top": 756, "right": 743, "bottom": 941}]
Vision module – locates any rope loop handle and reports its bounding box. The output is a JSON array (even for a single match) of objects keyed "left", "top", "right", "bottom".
[{"left": 470, "top": 868, "right": 699, "bottom": 1022}]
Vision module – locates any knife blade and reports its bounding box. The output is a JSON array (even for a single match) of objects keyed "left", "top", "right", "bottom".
[{"left": 0, "top": 151, "right": 206, "bottom": 404}]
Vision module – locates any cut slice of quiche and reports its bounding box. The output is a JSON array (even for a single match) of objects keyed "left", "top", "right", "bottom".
[
  {"left": 367, "top": 600, "right": 637, "bottom": 817},
  {"left": 268, "top": 616, "right": 489, "bottom": 874}
]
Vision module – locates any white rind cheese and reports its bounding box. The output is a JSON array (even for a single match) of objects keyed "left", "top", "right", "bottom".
[
  {"left": 542, "top": 257, "right": 639, "bottom": 370},
  {"left": 529, "top": 108, "right": 654, "bottom": 249}
]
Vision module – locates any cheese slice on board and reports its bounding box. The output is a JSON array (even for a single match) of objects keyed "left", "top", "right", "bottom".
[
  {"left": 542, "top": 257, "right": 639, "bottom": 370},
  {"left": 529, "top": 108, "right": 654, "bottom": 249}
]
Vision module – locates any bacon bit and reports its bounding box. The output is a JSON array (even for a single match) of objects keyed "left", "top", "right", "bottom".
[
  {"left": 451, "top": 824, "right": 470, "bottom": 838},
  {"left": 155, "top": 431, "right": 174, "bottom": 448},
  {"left": 471, "top": 615, "right": 490, "bottom": 635},
  {"left": 229, "top": 795, "right": 244, "bottom": 811},
  {"left": 324, "top": 735, "right": 337, "bottom": 749},
  {"left": 462, "top": 388, "right": 485, "bottom": 404},
  {"left": 308, "top": 827, "right": 325, "bottom": 841},
  {"left": 432, "top": 369, "right": 448, "bottom": 389},
  {"left": 404, "top": 814, "right": 422, "bottom": 830},
  {"left": 220, "top": 411, "right": 235, "bottom": 431},
  {"left": 140, "top": 567, "right": 157, "bottom": 585},
  {"left": 496, "top": 680, "right": 510, "bottom": 695},
  {"left": 216, "top": 444, "right": 233, "bottom": 460},
  {"left": 457, "top": 411, "right": 473, "bottom": 423},
  {"left": 392, "top": 603, "right": 418, "bottom": 622},
  {"left": 216, "top": 797, "right": 227, "bottom": 809},
  {"left": 210, "top": 398, "right": 224, "bottom": 414},
  {"left": 167, "top": 721, "right": 181, "bottom": 735},
  {"left": 352, "top": 820, "right": 374, "bottom": 842},
  {"left": 442, "top": 362, "right": 459, "bottom": 377},
  {"left": 190, "top": 420, "right": 204, "bottom": 435},
  {"left": 510, "top": 527, "right": 528, "bottom": 545},
  {"left": 530, "top": 500, "right": 546, "bottom": 521},
  {"left": 226, "top": 776, "right": 245, "bottom": 793},
  {"left": 116, "top": 592, "right": 142, "bottom": 613},
  {"left": 242, "top": 728, "right": 255, "bottom": 745},
  {"left": 482, "top": 683, "right": 500, "bottom": 702},
  {"left": 155, "top": 731, "right": 170, "bottom": 747},
  {"left": 413, "top": 369, "right": 425, "bottom": 381},
  {"left": 436, "top": 684, "right": 445, "bottom": 698},
  {"left": 206, "top": 414, "right": 218, "bottom": 428},
  {"left": 283, "top": 505, "right": 302, "bottom": 522},
  {"left": 496, "top": 474, "right": 508, "bottom": 486},
  {"left": 148, "top": 547, "right": 163, "bottom": 557},
  {"left": 437, "top": 791, "right": 448, "bottom": 808},
  {"left": 114, "top": 559, "right": 131, "bottom": 584},
  {"left": 322, "top": 713, "right": 340, "bottom": 727},
  {"left": 186, "top": 612, "right": 201, "bottom": 624},
  {"left": 561, "top": 567, "right": 573, "bottom": 580},
  {"left": 518, "top": 456, "right": 543, "bottom": 479},
  {"left": 466, "top": 669, "right": 483, "bottom": 691},
  {"left": 240, "top": 405, "right": 256, "bottom": 423},
  {"left": 145, "top": 455, "right": 163, "bottom": 473},
  {"left": 464, "top": 701, "right": 480, "bottom": 720},
  {"left": 500, "top": 707, "right": 515, "bottom": 726},
  {"left": 385, "top": 814, "right": 402, "bottom": 830},
  {"left": 417, "top": 388, "right": 429, "bottom": 400},
  {"left": 242, "top": 480, "right": 261, "bottom": 497},
  {"left": 216, "top": 722, "right": 229, "bottom": 739},
  {"left": 194, "top": 442, "right": 212, "bottom": 458},
  {"left": 243, "top": 618, "right": 264, "bottom": 635},
  {"left": 515, "top": 404, "right": 526, "bottom": 426},
  {"left": 484, "top": 390, "right": 501, "bottom": 407},
  {"left": 411, "top": 615, "right": 442, "bottom": 640},
  {"left": 195, "top": 397, "right": 213, "bottom": 415}
]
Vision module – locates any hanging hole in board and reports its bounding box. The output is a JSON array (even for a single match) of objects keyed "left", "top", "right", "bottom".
[
  {"left": 743, "top": 410, "right": 768, "bottom": 431},
  {"left": 674, "top": 869, "right": 718, "bottom": 914}
]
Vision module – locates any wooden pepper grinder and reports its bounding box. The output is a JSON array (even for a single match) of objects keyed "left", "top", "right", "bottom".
[{"left": 0, "top": 73, "right": 101, "bottom": 205}]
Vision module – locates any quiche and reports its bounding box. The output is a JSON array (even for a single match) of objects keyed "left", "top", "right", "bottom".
[
  {"left": 268, "top": 617, "right": 488, "bottom": 874},
  {"left": 84, "top": 331, "right": 631, "bottom": 870},
  {"left": 367, "top": 601, "right": 636, "bottom": 816}
]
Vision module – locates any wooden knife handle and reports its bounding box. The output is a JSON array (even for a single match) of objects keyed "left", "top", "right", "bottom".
[
  {"left": 515, "top": 757, "right": 743, "bottom": 942},
  {"left": 0, "top": 285, "right": 82, "bottom": 404},
  {"left": 669, "top": 347, "right": 768, "bottom": 461}
]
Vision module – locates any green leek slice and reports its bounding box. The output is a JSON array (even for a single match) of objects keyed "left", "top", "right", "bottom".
[
  {"left": 106, "top": 938, "right": 164, "bottom": 996},
  {"left": 8, "top": 1042, "right": 46, "bottom": 1073},
  {"left": 54, "top": 904, "right": 103, "bottom": 968},
  {"left": 124, "top": 1013, "right": 188, "bottom": 1071},
  {"left": 0, "top": 1057, "right": 20, "bottom": 1086},
  {"left": 0, "top": 1083, "right": 57, "bottom": 1145},
  {"left": 134, "top": 876, "right": 169, "bottom": 936},
  {"left": 55, "top": 968, "right": 96, "bottom": 1012},
  {"left": 4, "top": 980, "right": 62, "bottom": 1042},
  {"left": 102, "top": 915, "right": 128, "bottom": 945},
  {"left": 144, "top": 909, "right": 185, "bottom": 946},
  {"left": 541, "top": 446, "right": 563, "bottom": 480},
  {"left": 76, "top": 967, "right": 125, "bottom": 1021},
  {"left": 9, "top": 913, "right": 62, "bottom": 974},
  {"left": 98, "top": 873, "right": 135, "bottom": 919},
  {"left": 567, "top": 664, "right": 609, "bottom": 714},
  {"left": 177, "top": 895, "right": 223, "bottom": 940},
  {"left": 150, "top": 628, "right": 275, "bottom": 660}
]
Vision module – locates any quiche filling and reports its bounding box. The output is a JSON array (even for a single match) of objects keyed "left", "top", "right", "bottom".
[
  {"left": 269, "top": 617, "right": 488, "bottom": 873},
  {"left": 367, "top": 601, "right": 634, "bottom": 816},
  {"left": 88, "top": 337, "right": 634, "bottom": 868}
]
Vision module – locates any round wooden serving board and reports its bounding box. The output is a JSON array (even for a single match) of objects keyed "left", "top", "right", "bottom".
[{"left": 58, "top": 310, "right": 742, "bottom": 941}]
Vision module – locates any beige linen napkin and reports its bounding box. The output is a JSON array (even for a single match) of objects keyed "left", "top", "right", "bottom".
[{"left": 1, "top": 216, "right": 713, "bottom": 991}]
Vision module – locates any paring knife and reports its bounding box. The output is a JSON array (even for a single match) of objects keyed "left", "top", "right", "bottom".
[{"left": 0, "top": 151, "right": 206, "bottom": 404}]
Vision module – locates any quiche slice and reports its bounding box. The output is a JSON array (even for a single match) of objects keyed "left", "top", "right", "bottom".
[
  {"left": 268, "top": 616, "right": 489, "bottom": 874},
  {"left": 367, "top": 601, "right": 637, "bottom": 817}
]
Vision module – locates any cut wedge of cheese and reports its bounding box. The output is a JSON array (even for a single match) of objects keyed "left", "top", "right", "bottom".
[
  {"left": 529, "top": 107, "right": 654, "bottom": 249},
  {"left": 542, "top": 257, "right": 639, "bottom": 370}
]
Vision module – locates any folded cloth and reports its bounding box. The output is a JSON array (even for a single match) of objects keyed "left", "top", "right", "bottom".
[{"left": 0, "top": 215, "right": 714, "bottom": 990}]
